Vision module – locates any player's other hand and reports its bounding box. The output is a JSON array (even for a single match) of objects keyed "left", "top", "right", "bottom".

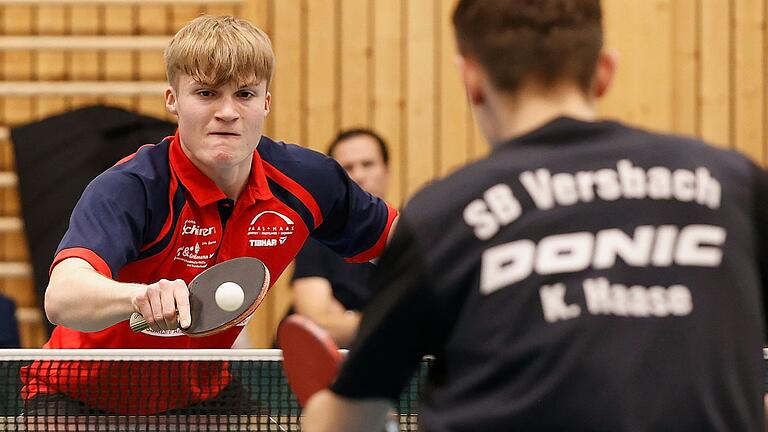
[{"left": 131, "top": 279, "right": 191, "bottom": 331}]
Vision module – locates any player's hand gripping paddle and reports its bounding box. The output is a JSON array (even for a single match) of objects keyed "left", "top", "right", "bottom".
[
  {"left": 129, "top": 257, "right": 270, "bottom": 337},
  {"left": 277, "top": 314, "right": 344, "bottom": 407}
]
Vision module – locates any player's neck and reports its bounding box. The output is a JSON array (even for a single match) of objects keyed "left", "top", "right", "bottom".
[
  {"left": 480, "top": 84, "right": 597, "bottom": 146},
  {"left": 202, "top": 157, "right": 253, "bottom": 200}
]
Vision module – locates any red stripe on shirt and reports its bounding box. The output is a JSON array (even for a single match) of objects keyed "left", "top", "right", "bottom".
[
  {"left": 51, "top": 247, "right": 112, "bottom": 278},
  {"left": 262, "top": 160, "right": 324, "bottom": 229},
  {"left": 346, "top": 203, "right": 398, "bottom": 263},
  {"left": 113, "top": 143, "right": 159, "bottom": 167},
  {"left": 140, "top": 173, "right": 182, "bottom": 252}
]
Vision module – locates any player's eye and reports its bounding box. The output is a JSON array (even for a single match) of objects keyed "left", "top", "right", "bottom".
[
  {"left": 237, "top": 90, "right": 256, "bottom": 99},
  {"left": 197, "top": 90, "right": 215, "bottom": 97}
]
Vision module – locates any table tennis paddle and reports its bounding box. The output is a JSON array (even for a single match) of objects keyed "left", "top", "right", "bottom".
[
  {"left": 278, "top": 315, "right": 399, "bottom": 431},
  {"left": 129, "top": 257, "right": 270, "bottom": 337},
  {"left": 277, "top": 314, "right": 343, "bottom": 407}
]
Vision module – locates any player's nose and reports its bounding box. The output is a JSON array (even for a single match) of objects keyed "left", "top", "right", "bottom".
[{"left": 215, "top": 96, "right": 240, "bottom": 122}]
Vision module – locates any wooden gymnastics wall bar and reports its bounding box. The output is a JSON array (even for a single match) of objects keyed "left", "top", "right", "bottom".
[
  {"left": 0, "top": 127, "right": 7, "bottom": 141},
  {"left": 0, "top": 172, "right": 18, "bottom": 188},
  {"left": 0, "top": 216, "right": 22, "bottom": 232},
  {"left": 0, "top": 0, "right": 241, "bottom": 5},
  {"left": 0, "top": 81, "right": 167, "bottom": 96},
  {"left": 0, "top": 36, "right": 171, "bottom": 50},
  {"left": 0, "top": 262, "right": 31, "bottom": 278},
  {"left": 16, "top": 306, "right": 41, "bottom": 324}
]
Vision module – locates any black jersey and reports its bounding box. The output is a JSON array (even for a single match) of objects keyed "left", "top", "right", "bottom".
[
  {"left": 331, "top": 117, "right": 768, "bottom": 431},
  {"left": 292, "top": 238, "right": 376, "bottom": 311}
]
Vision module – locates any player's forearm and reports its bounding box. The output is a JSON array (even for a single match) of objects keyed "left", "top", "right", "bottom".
[
  {"left": 302, "top": 390, "right": 390, "bottom": 432},
  {"left": 293, "top": 278, "right": 362, "bottom": 346},
  {"left": 295, "top": 299, "right": 360, "bottom": 347},
  {"left": 319, "top": 310, "right": 361, "bottom": 348},
  {"left": 45, "top": 260, "right": 142, "bottom": 332}
]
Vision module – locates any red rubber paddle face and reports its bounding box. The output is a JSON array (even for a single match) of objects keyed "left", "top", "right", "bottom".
[{"left": 277, "top": 314, "right": 344, "bottom": 406}]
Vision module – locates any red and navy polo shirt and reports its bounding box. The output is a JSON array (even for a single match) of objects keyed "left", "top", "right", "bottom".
[{"left": 22, "top": 131, "right": 397, "bottom": 413}]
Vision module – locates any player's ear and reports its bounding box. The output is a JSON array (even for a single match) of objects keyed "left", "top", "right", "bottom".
[
  {"left": 264, "top": 91, "right": 271, "bottom": 116},
  {"left": 455, "top": 54, "right": 485, "bottom": 106},
  {"left": 592, "top": 48, "right": 618, "bottom": 99},
  {"left": 165, "top": 86, "right": 178, "bottom": 115}
]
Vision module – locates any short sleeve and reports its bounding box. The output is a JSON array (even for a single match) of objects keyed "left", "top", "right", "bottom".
[
  {"left": 310, "top": 158, "right": 397, "bottom": 263},
  {"left": 53, "top": 170, "right": 148, "bottom": 278}
]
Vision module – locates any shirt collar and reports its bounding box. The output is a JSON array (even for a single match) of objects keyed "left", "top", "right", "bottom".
[{"left": 169, "top": 130, "right": 273, "bottom": 207}]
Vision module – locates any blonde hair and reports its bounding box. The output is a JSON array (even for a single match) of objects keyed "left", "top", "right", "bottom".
[{"left": 164, "top": 15, "right": 275, "bottom": 88}]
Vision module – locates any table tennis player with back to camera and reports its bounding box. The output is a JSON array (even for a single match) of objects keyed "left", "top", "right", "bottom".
[
  {"left": 20, "top": 15, "right": 398, "bottom": 417},
  {"left": 301, "top": 0, "right": 768, "bottom": 431}
]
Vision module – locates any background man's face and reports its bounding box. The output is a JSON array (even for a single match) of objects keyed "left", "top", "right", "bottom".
[{"left": 332, "top": 135, "right": 390, "bottom": 199}]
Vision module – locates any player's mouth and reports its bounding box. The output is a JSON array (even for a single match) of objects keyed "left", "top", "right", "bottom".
[{"left": 209, "top": 131, "right": 240, "bottom": 136}]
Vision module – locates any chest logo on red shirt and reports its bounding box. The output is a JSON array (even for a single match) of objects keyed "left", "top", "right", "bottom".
[
  {"left": 174, "top": 219, "right": 218, "bottom": 268},
  {"left": 181, "top": 220, "right": 216, "bottom": 237},
  {"left": 247, "top": 211, "right": 295, "bottom": 247}
]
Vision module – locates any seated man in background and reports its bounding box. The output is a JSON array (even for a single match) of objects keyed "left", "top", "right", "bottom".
[
  {"left": 0, "top": 293, "right": 20, "bottom": 348},
  {"left": 304, "top": 0, "right": 768, "bottom": 430},
  {"left": 291, "top": 129, "right": 391, "bottom": 348}
]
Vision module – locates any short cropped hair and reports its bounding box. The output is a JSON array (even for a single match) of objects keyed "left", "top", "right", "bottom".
[
  {"left": 165, "top": 15, "right": 275, "bottom": 89},
  {"left": 327, "top": 128, "right": 390, "bottom": 166},
  {"left": 452, "top": 0, "right": 603, "bottom": 94}
]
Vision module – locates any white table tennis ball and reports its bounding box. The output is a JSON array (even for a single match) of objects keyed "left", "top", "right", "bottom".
[{"left": 215, "top": 281, "right": 245, "bottom": 311}]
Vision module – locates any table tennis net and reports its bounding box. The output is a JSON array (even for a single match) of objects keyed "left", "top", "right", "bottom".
[{"left": 0, "top": 349, "right": 431, "bottom": 431}]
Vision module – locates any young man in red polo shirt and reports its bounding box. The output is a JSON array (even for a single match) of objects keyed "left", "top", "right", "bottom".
[{"left": 22, "top": 15, "right": 397, "bottom": 415}]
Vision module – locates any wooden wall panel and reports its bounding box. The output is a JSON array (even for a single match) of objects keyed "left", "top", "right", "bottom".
[
  {"left": 671, "top": 0, "right": 698, "bottom": 136},
  {"left": 137, "top": 5, "right": 167, "bottom": 119},
  {"left": 102, "top": 5, "right": 135, "bottom": 110},
  {"left": 69, "top": 5, "right": 100, "bottom": 109},
  {"left": 171, "top": 5, "right": 202, "bottom": 33},
  {"left": 698, "top": 0, "right": 731, "bottom": 148},
  {"left": 203, "top": 3, "right": 237, "bottom": 17},
  {"left": 371, "top": 0, "right": 404, "bottom": 205},
  {"left": 733, "top": 0, "right": 765, "bottom": 162},
  {"left": 2, "top": 0, "right": 768, "bottom": 347},
  {"left": 600, "top": 0, "right": 675, "bottom": 131},
  {"left": 2, "top": 6, "right": 34, "bottom": 126},
  {"left": 638, "top": 0, "right": 673, "bottom": 131},
  {"left": 404, "top": 0, "right": 436, "bottom": 198},
  {"left": 600, "top": 0, "right": 641, "bottom": 122},
  {"left": 2, "top": 5, "right": 32, "bottom": 35},
  {"left": 339, "top": 0, "right": 370, "bottom": 129},
  {"left": 36, "top": 7, "right": 68, "bottom": 117},
  {"left": 270, "top": 0, "right": 302, "bottom": 146},
  {"left": 438, "top": 0, "right": 469, "bottom": 176},
  {"left": 305, "top": 0, "right": 337, "bottom": 153}
]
